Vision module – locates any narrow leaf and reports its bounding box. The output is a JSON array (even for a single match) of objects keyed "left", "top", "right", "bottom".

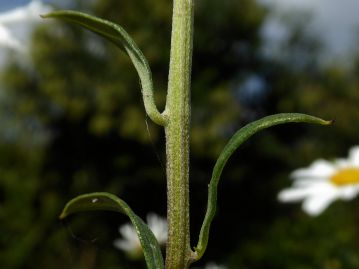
[
  {"left": 42, "top": 10, "right": 166, "bottom": 126},
  {"left": 60, "top": 192, "right": 164, "bottom": 269},
  {"left": 194, "top": 113, "right": 332, "bottom": 260}
]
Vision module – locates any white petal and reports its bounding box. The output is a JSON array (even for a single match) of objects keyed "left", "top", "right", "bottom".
[
  {"left": 302, "top": 193, "right": 336, "bottom": 216},
  {"left": 292, "top": 179, "right": 326, "bottom": 187},
  {"left": 119, "top": 224, "right": 138, "bottom": 242},
  {"left": 278, "top": 187, "right": 314, "bottom": 202},
  {"left": 115, "top": 223, "right": 141, "bottom": 253},
  {"left": 291, "top": 159, "right": 335, "bottom": 180},
  {"left": 114, "top": 238, "right": 138, "bottom": 252},
  {"left": 278, "top": 181, "right": 335, "bottom": 202},
  {"left": 334, "top": 158, "right": 350, "bottom": 169},
  {"left": 338, "top": 185, "right": 359, "bottom": 200},
  {"left": 348, "top": 146, "right": 359, "bottom": 166},
  {"left": 146, "top": 213, "right": 168, "bottom": 244}
]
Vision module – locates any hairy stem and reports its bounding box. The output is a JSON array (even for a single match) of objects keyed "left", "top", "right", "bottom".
[{"left": 164, "top": 0, "right": 195, "bottom": 268}]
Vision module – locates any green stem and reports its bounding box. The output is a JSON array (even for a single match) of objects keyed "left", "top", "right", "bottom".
[{"left": 164, "top": 0, "right": 195, "bottom": 268}]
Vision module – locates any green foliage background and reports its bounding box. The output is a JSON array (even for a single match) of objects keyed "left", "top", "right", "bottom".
[{"left": 1, "top": 0, "right": 359, "bottom": 268}]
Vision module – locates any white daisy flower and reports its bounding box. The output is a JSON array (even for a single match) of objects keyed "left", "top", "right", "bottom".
[
  {"left": 113, "top": 212, "right": 167, "bottom": 259},
  {"left": 278, "top": 146, "right": 359, "bottom": 216}
]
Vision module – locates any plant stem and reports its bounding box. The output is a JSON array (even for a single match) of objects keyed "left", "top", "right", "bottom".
[{"left": 164, "top": 0, "right": 195, "bottom": 268}]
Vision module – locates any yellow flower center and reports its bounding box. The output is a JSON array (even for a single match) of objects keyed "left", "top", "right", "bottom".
[{"left": 330, "top": 168, "right": 359, "bottom": 186}]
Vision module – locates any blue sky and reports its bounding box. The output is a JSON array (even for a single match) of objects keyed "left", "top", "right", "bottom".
[
  {"left": 0, "top": 0, "right": 54, "bottom": 11},
  {"left": 0, "top": 0, "right": 32, "bottom": 11}
]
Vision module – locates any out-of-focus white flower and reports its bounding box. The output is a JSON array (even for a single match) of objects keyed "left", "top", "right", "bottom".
[
  {"left": 278, "top": 146, "right": 359, "bottom": 216},
  {"left": 114, "top": 212, "right": 167, "bottom": 259},
  {"left": 0, "top": 0, "right": 51, "bottom": 52},
  {"left": 114, "top": 223, "right": 141, "bottom": 257},
  {"left": 146, "top": 212, "right": 168, "bottom": 244},
  {"left": 204, "top": 262, "right": 227, "bottom": 269}
]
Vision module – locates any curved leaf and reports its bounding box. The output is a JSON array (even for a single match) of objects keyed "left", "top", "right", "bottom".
[
  {"left": 42, "top": 10, "right": 166, "bottom": 126},
  {"left": 60, "top": 192, "right": 164, "bottom": 269},
  {"left": 194, "top": 113, "right": 332, "bottom": 260}
]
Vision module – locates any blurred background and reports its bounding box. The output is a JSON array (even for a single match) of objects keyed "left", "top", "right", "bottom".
[{"left": 1, "top": 0, "right": 359, "bottom": 268}]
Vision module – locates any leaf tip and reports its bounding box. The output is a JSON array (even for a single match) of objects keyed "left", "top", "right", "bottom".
[
  {"left": 313, "top": 116, "right": 334, "bottom": 126},
  {"left": 40, "top": 13, "right": 52, "bottom": 19},
  {"left": 59, "top": 212, "right": 66, "bottom": 220}
]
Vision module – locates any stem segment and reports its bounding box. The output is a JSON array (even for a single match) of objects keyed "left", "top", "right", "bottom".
[{"left": 165, "top": 0, "right": 195, "bottom": 268}]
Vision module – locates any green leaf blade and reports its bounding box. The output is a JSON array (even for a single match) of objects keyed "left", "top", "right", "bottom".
[
  {"left": 42, "top": 10, "right": 166, "bottom": 126},
  {"left": 60, "top": 192, "right": 164, "bottom": 269},
  {"left": 194, "top": 113, "right": 332, "bottom": 260}
]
